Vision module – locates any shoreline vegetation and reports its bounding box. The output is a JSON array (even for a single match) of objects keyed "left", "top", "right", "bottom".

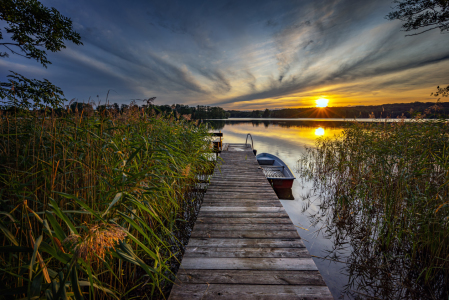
[
  {"left": 298, "top": 118, "right": 449, "bottom": 299},
  {"left": 228, "top": 101, "right": 449, "bottom": 119},
  {"left": 13, "top": 100, "right": 447, "bottom": 121},
  {"left": 0, "top": 104, "right": 215, "bottom": 299}
]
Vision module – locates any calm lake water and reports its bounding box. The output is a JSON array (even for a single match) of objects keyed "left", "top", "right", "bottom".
[{"left": 208, "top": 119, "right": 371, "bottom": 299}]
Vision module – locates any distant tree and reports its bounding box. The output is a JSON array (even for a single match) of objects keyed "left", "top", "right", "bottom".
[
  {"left": 251, "top": 110, "right": 262, "bottom": 118},
  {"left": 262, "top": 108, "right": 271, "bottom": 118},
  {"left": 0, "top": 0, "right": 82, "bottom": 110},
  {"left": 386, "top": 0, "right": 449, "bottom": 36}
]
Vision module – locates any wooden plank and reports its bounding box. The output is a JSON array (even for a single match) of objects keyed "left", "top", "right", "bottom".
[
  {"left": 180, "top": 257, "right": 318, "bottom": 271},
  {"left": 169, "top": 284, "right": 333, "bottom": 300},
  {"left": 205, "top": 187, "right": 274, "bottom": 191},
  {"left": 207, "top": 183, "right": 273, "bottom": 188},
  {"left": 202, "top": 198, "right": 278, "bottom": 203},
  {"left": 211, "top": 175, "right": 266, "bottom": 178},
  {"left": 193, "top": 223, "right": 297, "bottom": 231},
  {"left": 190, "top": 230, "right": 300, "bottom": 239},
  {"left": 197, "top": 212, "right": 290, "bottom": 218},
  {"left": 195, "top": 217, "right": 293, "bottom": 224},
  {"left": 204, "top": 192, "right": 277, "bottom": 197},
  {"left": 202, "top": 199, "right": 279, "bottom": 203},
  {"left": 200, "top": 207, "right": 286, "bottom": 212},
  {"left": 203, "top": 196, "right": 278, "bottom": 201},
  {"left": 183, "top": 247, "right": 310, "bottom": 258},
  {"left": 211, "top": 177, "right": 266, "bottom": 179},
  {"left": 204, "top": 192, "right": 276, "bottom": 196},
  {"left": 204, "top": 191, "right": 276, "bottom": 195},
  {"left": 175, "top": 269, "right": 326, "bottom": 285},
  {"left": 202, "top": 198, "right": 280, "bottom": 202},
  {"left": 187, "top": 238, "right": 304, "bottom": 248},
  {"left": 201, "top": 201, "right": 283, "bottom": 207},
  {"left": 209, "top": 178, "right": 268, "bottom": 182}
]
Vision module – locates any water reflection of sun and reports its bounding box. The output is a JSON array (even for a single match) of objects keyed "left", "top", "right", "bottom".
[{"left": 315, "top": 127, "right": 325, "bottom": 136}]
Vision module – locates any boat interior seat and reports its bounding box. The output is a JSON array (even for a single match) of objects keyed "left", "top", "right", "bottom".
[{"left": 257, "top": 159, "right": 275, "bottom": 165}]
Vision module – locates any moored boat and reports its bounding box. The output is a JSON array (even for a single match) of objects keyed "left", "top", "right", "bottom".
[{"left": 256, "top": 153, "right": 296, "bottom": 189}]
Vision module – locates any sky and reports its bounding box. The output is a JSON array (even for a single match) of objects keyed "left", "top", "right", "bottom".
[{"left": 1, "top": 0, "right": 448, "bottom": 109}]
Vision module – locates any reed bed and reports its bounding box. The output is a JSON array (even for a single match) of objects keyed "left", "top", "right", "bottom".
[
  {"left": 0, "top": 105, "right": 214, "bottom": 299},
  {"left": 298, "top": 119, "right": 449, "bottom": 299}
]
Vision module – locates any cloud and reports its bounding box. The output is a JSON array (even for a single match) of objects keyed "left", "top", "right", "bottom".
[{"left": 2, "top": 0, "right": 447, "bottom": 108}]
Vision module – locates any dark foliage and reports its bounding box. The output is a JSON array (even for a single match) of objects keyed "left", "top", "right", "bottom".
[
  {"left": 0, "top": 0, "right": 82, "bottom": 109},
  {"left": 386, "top": 0, "right": 449, "bottom": 35},
  {"left": 0, "top": 72, "right": 65, "bottom": 110}
]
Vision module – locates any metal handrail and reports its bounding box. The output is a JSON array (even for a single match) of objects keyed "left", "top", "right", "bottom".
[{"left": 245, "top": 133, "right": 254, "bottom": 149}]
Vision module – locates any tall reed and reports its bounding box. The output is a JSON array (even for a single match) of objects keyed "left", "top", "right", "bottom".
[
  {"left": 0, "top": 105, "right": 214, "bottom": 299},
  {"left": 298, "top": 119, "right": 449, "bottom": 299}
]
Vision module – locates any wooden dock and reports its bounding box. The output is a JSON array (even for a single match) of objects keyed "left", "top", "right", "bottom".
[{"left": 169, "top": 144, "right": 333, "bottom": 299}]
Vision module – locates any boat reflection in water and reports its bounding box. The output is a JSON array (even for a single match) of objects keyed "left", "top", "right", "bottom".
[{"left": 273, "top": 188, "right": 294, "bottom": 200}]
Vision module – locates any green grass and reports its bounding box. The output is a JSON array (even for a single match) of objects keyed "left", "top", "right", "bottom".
[
  {"left": 0, "top": 106, "right": 214, "bottom": 299},
  {"left": 298, "top": 119, "right": 449, "bottom": 299}
]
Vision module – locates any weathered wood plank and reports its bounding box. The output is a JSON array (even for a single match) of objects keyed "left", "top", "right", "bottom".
[
  {"left": 175, "top": 269, "right": 326, "bottom": 285},
  {"left": 203, "top": 195, "right": 278, "bottom": 200},
  {"left": 187, "top": 238, "right": 304, "bottom": 248},
  {"left": 205, "top": 188, "right": 275, "bottom": 192},
  {"left": 207, "top": 183, "right": 273, "bottom": 188},
  {"left": 201, "top": 202, "right": 283, "bottom": 207},
  {"left": 190, "top": 230, "right": 300, "bottom": 239},
  {"left": 195, "top": 217, "right": 293, "bottom": 224},
  {"left": 197, "top": 212, "right": 290, "bottom": 218},
  {"left": 180, "top": 257, "right": 318, "bottom": 270},
  {"left": 209, "top": 179, "right": 269, "bottom": 183},
  {"left": 169, "top": 284, "right": 333, "bottom": 300},
  {"left": 200, "top": 207, "right": 286, "bottom": 212},
  {"left": 205, "top": 189, "right": 275, "bottom": 192},
  {"left": 204, "top": 192, "right": 277, "bottom": 197},
  {"left": 202, "top": 198, "right": 279, "bottom": 203},
  {"left": 193, "top": 223, "right": 297, "bottom": 231},
  {"left": 183, "top": 247, "right": 310, "bottom": 258}
]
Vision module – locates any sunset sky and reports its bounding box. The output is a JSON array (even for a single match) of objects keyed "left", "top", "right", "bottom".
[{"left": 1, "top": 0, "right": 448, "bottom": 109}]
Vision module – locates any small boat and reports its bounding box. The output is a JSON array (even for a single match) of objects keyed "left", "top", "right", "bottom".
[{"left": 256, "top": 153, "right": 296, "bottom": 189}]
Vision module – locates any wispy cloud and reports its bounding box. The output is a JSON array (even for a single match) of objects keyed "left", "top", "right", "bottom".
[{"left": 1, "top": 0, "right": 447, "bottom": 108}]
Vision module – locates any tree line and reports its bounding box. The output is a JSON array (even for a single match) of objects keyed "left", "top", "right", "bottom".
[
  {"left": 63, "top": 101, "right": 229, "bottom": 119},
  {"left": 227, "top": 101, "right": 449, "bottom": 119}
]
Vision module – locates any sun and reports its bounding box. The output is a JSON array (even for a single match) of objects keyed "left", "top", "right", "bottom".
[
  {"left": 315, "top": 127, "right": 325, "bottom": 136},
  {"left": 316, "top": 98, "right": 329, "bottom": 108}
]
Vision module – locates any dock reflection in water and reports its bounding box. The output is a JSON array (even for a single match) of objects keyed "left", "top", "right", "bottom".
[{"left": 207, "top": 119, "right": 448, "bottom": 300}]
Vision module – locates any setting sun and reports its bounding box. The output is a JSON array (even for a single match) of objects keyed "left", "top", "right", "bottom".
[{"left": 316, "top": 98, "right": 329, "bottom": 107}]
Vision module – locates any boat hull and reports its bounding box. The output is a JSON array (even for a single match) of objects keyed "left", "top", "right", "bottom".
[{"left": 269, "top": 178, "right": 294, "bottom": 189}]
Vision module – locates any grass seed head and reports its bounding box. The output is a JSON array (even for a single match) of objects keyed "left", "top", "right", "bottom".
[{"left": 64, "top": 223, "right": 127, "bottom": 262}]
